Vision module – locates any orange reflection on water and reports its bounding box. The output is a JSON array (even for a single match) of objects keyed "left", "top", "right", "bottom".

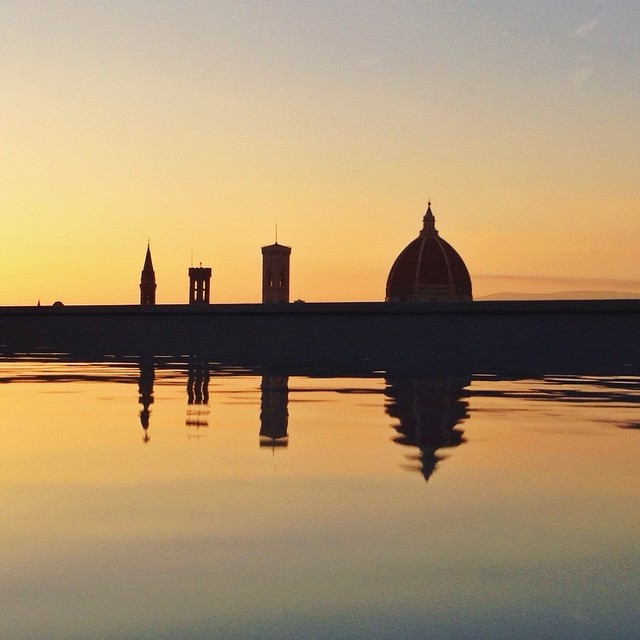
[{"left": 0, "top": 361, "right": 638, "bottom": 640}]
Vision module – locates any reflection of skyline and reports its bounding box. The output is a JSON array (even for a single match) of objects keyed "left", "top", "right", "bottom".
[
  {"left": 8, "top": 354, "right": 638, "bottom": 496},
  {"left": 260, "top": 375, "right": 289, "bottom": 448},
  {"left": 134, "top": 362, "right": 470, "bottom": 478},
  {"left": 136, "top": 361, "right": 289, "bottom": 446},
  {"left": 385, "top": 376, "right": 470, "bottom": 482}
]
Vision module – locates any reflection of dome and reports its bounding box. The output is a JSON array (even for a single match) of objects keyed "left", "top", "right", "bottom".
[
  {"left": 386, "top": 203, "right": 472, "bottom": 302},
  {"left": 385, "top": 376, "right": 470, "bottom": 482}
]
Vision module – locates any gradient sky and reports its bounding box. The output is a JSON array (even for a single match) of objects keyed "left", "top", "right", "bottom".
[{"left": 2, "top": 1, "right": 639, "bottom": 304}]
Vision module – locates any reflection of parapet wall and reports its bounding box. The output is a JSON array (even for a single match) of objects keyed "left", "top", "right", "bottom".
[{"left": 1, "top": 300, "right": 639, "bottom": 373}]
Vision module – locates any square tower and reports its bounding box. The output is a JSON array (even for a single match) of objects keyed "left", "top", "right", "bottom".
[
  {"left": 188, "top": 267, "right": 212, "bottom": 304},
  {"left": 261, "top": 243, "right": 291, "bottom": 303}
]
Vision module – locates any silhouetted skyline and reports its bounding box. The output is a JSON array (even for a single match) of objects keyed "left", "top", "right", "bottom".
[{"left": 2, "top": 3, "right": 638, "bottom": 305}]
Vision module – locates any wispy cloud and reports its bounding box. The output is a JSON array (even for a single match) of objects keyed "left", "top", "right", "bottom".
[
  {"left": 473, "top": 275, "right": 640, "bottom": 299},
  {"left": 568, "top": 21, "right": 598, "bottom": 87},
  {"left": 475, "top": 275, "right": 640, "bottom": 290},
  {"left": 572, "top": 18, "right": 599, "bottom": 39},
  {"left": 569, "top": 64, "right": 594, "bottom": 86}
]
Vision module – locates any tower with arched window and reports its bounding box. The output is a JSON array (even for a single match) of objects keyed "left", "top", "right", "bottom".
[
  {"left": 188, "top": 266, "right": 212, "bottom": 304},
  {"left": 261, "top": 242, "right": 291, "bottom": 303}
]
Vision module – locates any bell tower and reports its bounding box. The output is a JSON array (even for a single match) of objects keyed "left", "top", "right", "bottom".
[
  {"left": 261, "top": 242, "right": 291, "bottom": 303},
  {"left": 188, "top": 266, "right": 212, "bottom": 304},
  {"left": 140, "top": 244, "right": 156, "bottom": 305}
]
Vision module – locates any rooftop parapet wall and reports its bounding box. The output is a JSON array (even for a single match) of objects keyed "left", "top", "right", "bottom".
[
  {"left": 0, "top": 300, "right": 638, "bottom": 373},
  {"left": 1, "top": 298, "right": 639, "bottom": 316}
]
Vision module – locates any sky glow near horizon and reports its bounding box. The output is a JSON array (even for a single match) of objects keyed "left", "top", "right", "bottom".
[{"left": 1, "top": 1, "right": 639, "bottom": 304}]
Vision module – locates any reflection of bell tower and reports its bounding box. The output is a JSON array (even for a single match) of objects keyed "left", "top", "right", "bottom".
[
  {"left": 385, "top": 376, "right": 470, "bottom": 482},
  {"left": 138, "top": 355, "right": 155, "bottom": 443},
  {"left": 260, "top": 375, "right": 289, "bottom": 447},
  {"left": 261, "top": 242, "right": 291, "bottom": 303},
  {"left": 140, "top": 244, "right": 156, "bottom": 305},
  {"left": 186, "top": 357, "right": 210, "bottom": 431},
  {"left": 188, "top": 266, "right": 212, "bottom": 304}
]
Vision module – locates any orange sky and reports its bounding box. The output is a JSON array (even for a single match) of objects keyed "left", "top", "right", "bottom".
[{"left": 1, "top": 2, "right": 639, "bottom": 304}]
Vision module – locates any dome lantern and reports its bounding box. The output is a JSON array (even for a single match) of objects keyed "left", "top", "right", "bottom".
[{"left": 420, "top": 201, "right": 437, "bottom": 238}]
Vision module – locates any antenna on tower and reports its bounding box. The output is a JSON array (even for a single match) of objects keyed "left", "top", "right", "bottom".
[{"left": 275, "top": 224, "right": 278, "bottom": 244}]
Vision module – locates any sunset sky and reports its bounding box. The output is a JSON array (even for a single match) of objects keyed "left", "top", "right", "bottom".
[{"left": 2, "top": 1, "right": 639, "bottom": 304}]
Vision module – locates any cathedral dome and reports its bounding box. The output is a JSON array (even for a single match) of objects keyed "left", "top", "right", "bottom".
[{"left": 386, "top": 203, "right": 472, "bottom": 302}]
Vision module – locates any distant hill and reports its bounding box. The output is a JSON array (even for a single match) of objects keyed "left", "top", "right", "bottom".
[{"left": 477, "top": 291, "right": 640, "bottom": 301}]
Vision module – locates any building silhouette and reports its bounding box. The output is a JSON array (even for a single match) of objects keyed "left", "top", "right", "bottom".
[
  {"left": 386, "top": 202, "right": 472, "bottom": 302},
  {"left": 188, "top": 266, "right": 212, "bottom": 304},
  {"left": 139, "top": 244, "right": 156, "bottom": 305},
  {"left": 135, "top": 202, "right": 471, "bottom": 306},
  {"left": 262, "top": 242, "right": 291, "bottom": 303},
  {"left": 137, "top": 201, "right": 472, "bottom": 307}
]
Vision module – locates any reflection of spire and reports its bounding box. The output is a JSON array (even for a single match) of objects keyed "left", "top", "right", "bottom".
[
  {"left": 260, "top": 375, "right": 289, "bottom": 448},
  {"left": 138, "top": 355, "right": 155, "bottom": 443},
  {"left": 385, "top": 376, "right": 470, "bottom": 482},
  {"left": 186, "top": 357, "right": 210, "bottom": 431}
]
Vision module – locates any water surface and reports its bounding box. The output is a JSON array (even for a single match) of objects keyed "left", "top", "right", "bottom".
[{"left": 1, "top": 357, "right": 638, "bottom": 639}]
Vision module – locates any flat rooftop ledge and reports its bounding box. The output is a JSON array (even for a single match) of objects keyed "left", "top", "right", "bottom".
[
  {"left": 2, "top": 298, "right": 640, "bottom": 317},
  {"left": 0, "top": 298, "right": 638, "bottom": 373}
]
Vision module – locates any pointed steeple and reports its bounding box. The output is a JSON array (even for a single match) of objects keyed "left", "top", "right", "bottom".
[
  {"left": 140, "top": 243, "right": 157, "bottom": 305},
  {"left": 142, "top": 243, "right": 154, "bottom": 274}
]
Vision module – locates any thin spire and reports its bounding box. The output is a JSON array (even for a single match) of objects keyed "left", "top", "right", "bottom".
[
  {"left": 142, "top": 242, "right": 154, "bottom": 273},
  {"left": 275, "top": 223, "right": 278, "bottom": 244},
  {"left": 140, "top": 243, "right": 157, "bottom": 305}
]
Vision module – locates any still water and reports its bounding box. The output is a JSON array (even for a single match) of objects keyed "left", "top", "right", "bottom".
[{"left": 0, "top": 357, "right": 638, "bottom": 640}]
